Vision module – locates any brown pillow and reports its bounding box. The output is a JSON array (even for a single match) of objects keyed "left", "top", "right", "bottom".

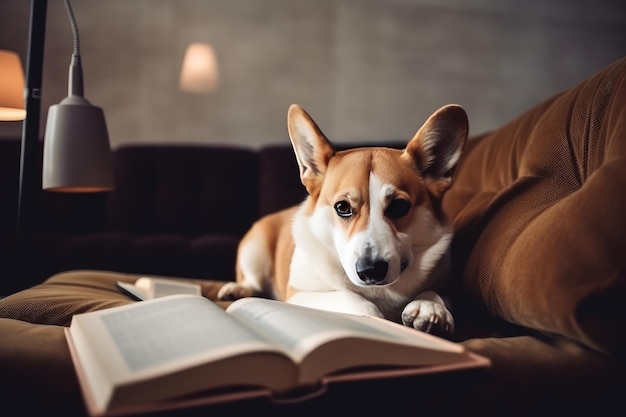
[
  {"left": 0, "top": 270, "right": 230, "bottom": 327},
  {"left": 444, "top": 57, "right": 626, "bottom": 355}
]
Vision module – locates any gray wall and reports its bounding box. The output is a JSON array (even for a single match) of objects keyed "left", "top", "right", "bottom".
[{"left": 0, "top": 0, "right": 625, "bottom": 149}]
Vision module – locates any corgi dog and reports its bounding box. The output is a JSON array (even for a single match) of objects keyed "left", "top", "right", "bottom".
[{"left": 218, "top": 104, "right": 468, "bottom": 336}]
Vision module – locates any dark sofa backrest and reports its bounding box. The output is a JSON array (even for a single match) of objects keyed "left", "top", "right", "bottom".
[
  {"left": 108, "top": 144, "right": 259, "bottom": 236},
  {"left": 257, "top": 145, "right": 306, "bottom": 216}
]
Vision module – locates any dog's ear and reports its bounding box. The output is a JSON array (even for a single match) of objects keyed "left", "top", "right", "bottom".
[
  {"left": 402, "top": 104, "right": 468, "bottom": 195},
  {"left": 287, "top": 104, "right": 335, "bottom": 193}
]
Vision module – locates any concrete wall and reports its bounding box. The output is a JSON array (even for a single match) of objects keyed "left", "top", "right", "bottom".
[{"left": 0, "top": 0, "right": 625, "bottom": 149}]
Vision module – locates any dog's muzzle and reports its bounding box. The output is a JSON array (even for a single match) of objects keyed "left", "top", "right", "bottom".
[{"left": 356, "top": 259, "right": 388, "bottom": 285}]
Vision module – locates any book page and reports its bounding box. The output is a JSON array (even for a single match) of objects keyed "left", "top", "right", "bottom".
[
  {"left": 99, "top": 296, "right": 259, "bottom": 372},
  {"left": 225, "top": 298, "right": 465, "bottom": 365},
  {"left": 71, "top": 295, "right": 283, "bottom": 382},
  {"left": 117, "top": 278, "right": 201, "bottom": 301}
]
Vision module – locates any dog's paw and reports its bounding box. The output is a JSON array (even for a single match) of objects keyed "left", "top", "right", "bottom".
[
  {"left": 401, "top": 299, "right": 454, "bottom": 337},
  {"left": 217, "top": 282, "right": 255, "bottom": 301}
]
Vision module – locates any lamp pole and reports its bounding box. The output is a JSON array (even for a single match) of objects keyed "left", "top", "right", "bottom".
[{"left": 16, "top": 0, "right": 47, "bottom": 287}]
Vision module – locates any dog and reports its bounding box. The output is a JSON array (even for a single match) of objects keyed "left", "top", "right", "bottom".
[{"left": 218, "top": 104, "right": 468, "bottom": 336}]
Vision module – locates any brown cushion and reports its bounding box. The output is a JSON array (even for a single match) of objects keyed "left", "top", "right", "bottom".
[
  {"left": 0, "top": 270, "right": 622, "bottom": 416},
  {"left": 459, "top": 335, "right": 624, "bottom": 415},
  {"left": 0, "top": 318, "right": 86, "bottom": 415},
  {"left": 444, "top": 57, "right": 626, "bottom": 355},
  {"left": 0, "top": 270, "right": 230, "bottom": 327}
]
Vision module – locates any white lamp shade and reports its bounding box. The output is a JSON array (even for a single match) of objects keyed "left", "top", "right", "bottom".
[
  {"left": 0, "top": 50, "right": 26, "bottom": 121},
  {"left": 180, "top": 43, "right": 219, "bottom": 93},
  {"left": 43, "top": 95, "right": 113, "bottom": 192}
]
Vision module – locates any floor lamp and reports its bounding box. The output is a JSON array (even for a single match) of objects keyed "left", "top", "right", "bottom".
[{"left": 13, "top": 0, "right": 112, "bottom": 292}]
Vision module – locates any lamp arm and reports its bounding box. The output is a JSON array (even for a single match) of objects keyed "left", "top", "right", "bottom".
[{"left": 63, "top": 0, "right": 83, "bottom": 97}]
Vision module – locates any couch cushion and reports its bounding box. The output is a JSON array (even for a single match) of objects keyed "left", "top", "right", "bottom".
[
  {"left": 0, "top": 270, "right": 229, "bottom": 327},
  {"left": 0, "top": 270, "right": 622, "bottom": 416},
  {"left": 0, "top": 318, "right": 86, "bottom": 416},
  {"left": 443, "top": 57, "right": 626, "bottom": 355}
]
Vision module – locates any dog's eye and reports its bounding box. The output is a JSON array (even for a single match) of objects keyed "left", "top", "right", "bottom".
[
  {"left": 334, "top": 201, "right": 353, "bottom": 218},
  {"left": 385, "top": 199, "right": 411, "bottom": 219}
]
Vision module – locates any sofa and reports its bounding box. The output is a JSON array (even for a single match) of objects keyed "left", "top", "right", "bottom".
[{"left": 1, "top": 57, "right": 625, "bottom": 416}]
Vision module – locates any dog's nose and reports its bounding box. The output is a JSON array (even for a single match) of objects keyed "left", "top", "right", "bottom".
[{"left": 356, "top": 259, "right": 388, "bottom": 284}]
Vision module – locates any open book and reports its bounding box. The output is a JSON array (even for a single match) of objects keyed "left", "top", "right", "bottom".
[
  {"left": 116, "top": 277, "right": 202, "bottom": 301},
  {"left": 66, "top": 293, "right": 490, "bottom": 416}
]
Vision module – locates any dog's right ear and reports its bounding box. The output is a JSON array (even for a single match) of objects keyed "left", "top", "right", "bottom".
[
  {"left": 402, "top": 104, "right": 468, "bottom": 198},
  {"left": 287, "top": 104, "right": 335, "bottom": 194}
]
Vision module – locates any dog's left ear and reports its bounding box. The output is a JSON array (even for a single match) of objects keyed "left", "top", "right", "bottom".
[
  {"left": 287, "top": 104, "right": 336, "bottom": 194},
  {"left": 402, "top": 104, "right": 468, "bottom": 194}
]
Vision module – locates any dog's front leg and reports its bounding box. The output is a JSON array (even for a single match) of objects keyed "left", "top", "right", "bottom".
[
  {"left": 401, "top": 290, "right": 454, "bottom": 336},
  {"left": 288, "top": 290, "right": 384, "bottom": 318}
]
